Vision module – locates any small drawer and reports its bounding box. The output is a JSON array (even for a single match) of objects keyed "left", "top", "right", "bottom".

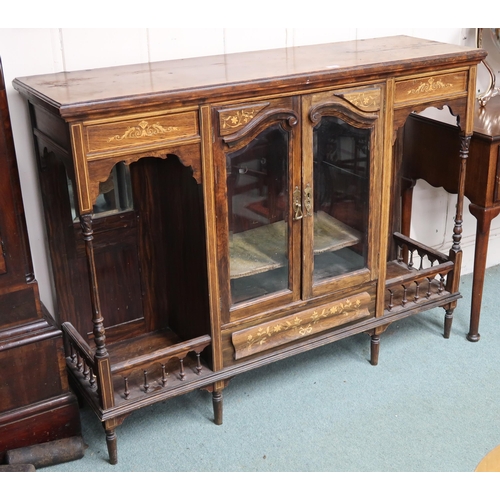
[
  {"left": 395, "top": 71, "right": 468, "bottom": 106},
  {"left": 231, "top": 292, "right": 372, "bottom": 359},
  {"left": 84, "top": 111, "right": 199, "bottom": 155}
]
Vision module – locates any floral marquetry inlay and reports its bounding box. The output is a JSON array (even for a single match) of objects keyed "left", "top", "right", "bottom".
[
  {"left": 107, "top": 120, "right": 180, "bottom": 142},
  {"left": 407, "top": 77, "right": 453, "bottom": 95},
  {"left": 218, "top": 103, "right": 269, "bottom": 136},
  {"left": 336, "top": 88, "right": 381, "bottom": 112},
  {"left": 232, "top": 292, "right": 372, "bottom": 359}
]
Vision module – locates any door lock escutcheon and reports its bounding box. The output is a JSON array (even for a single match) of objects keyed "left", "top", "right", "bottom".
[
  {"left": 293, "top": 186, "right": 303, "bottom": 220},
  {"left": 293, "top": 185, "right": 313, "bottom": 221}
]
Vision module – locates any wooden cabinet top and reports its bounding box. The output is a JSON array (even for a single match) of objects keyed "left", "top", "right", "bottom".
[
  {"left": 13, "top": 36, "right": 485, "bottom": 120},
  {"left": 473, "top": 95, "right": 500, "bottom": 141}
]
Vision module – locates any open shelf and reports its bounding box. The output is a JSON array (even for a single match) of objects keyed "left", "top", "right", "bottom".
[
  {"left": 106, "top": 329, "right": 180, "bottom": 368},
  {"left": 64, "top": 322, "right": 212, "bottom": 407}
]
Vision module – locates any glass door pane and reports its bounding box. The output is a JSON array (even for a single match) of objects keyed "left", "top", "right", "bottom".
[
  {"left": 312, "top": 116, "right": 369, "bottom": 283},
  {"left": 226, "top": 124, "right": 290, "bottom": 304}
]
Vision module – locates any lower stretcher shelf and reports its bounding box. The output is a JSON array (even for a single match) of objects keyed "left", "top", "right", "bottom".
[{"left": 64, "top": 325, "right": 213, "bottom": 411}]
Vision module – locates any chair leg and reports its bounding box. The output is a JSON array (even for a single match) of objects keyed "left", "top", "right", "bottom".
[{"left": 212, "top": 390, "right": 223, "bottom": 425}]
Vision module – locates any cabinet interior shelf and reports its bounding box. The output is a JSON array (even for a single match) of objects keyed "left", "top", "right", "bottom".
[
  {"left": 65, "top": 324, "right": 212, "bottom": 407},
  {"left": 229, "top": 210, "right": 361, "bottom": 278}
]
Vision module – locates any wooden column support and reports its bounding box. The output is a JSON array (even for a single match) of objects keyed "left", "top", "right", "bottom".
[
  {"left": 80, "top": 214, "right": 107, "bottom": 357},
  {"left": 442, "top": 134, "right": 471, "bottom": 337}
]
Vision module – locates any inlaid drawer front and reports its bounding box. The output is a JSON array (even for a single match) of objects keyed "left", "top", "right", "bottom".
[
  {"left": 85, "top": 111, "right": 199, "bottom": 155},
  {"left": 231, "top": 292, "right": 372, "bottom": 359},
  {"left": 395, "top": 71, "right": 468, "bottom": 106}
]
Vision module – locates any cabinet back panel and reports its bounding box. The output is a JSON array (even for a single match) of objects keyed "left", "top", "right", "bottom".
[
  {"left": 0, "top": 337, "right": 63, "bottom": 412},
  {"left": 131, "top": 154, "right": 211, "bottom": 343}
]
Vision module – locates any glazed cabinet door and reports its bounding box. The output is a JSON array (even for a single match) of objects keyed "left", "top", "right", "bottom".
[
  {"left": 301, "top": 87, "right": 383, "bottom": 300},
  {"left": 213, "top": 97, "right": 301, "bottom": 324}
]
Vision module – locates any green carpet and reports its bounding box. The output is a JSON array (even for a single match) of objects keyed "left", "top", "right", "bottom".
[{"left": 42, "top": 265, "right": 500, "bottom": 472}]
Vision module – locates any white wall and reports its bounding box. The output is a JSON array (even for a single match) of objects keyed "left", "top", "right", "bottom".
[{"left": 0, "top": 27, "right": 494, "bottom": 317}]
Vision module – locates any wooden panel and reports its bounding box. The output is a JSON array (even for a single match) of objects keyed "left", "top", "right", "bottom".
[
  {"left": 72, "top": 213, "right": 144, "bottom": 334},
  {"left": 402, "top": 113, "right": 499, "bottom": 208},
  {"left": 130, "top": 152, "right": 210, "bottom": 343},
  {"left": 32, "top": 105, "right": 71, "bottom": 152},
  {"left": 395, "top": 71, "right": 468, "bottom": 106},
  {"left": 232, "top": 292, "right": 372, "bottom": 359},
  {"left": 402, "top": 114, "right": 462, "bottom": 194},
  {"left": 85, "top": 111, "right": 199, "bottom": 155},
  {"left": 0, "top": 393, "right": 81, "bottom": 462},
  {"left": 0, "top": 288, "right": 38, "bottom": 329},
  {"left": 93, "top": 230, "right": 144, "bottom": 329},
  {"left": 0, "top": 335, "right": 64, "bottom": 412}
]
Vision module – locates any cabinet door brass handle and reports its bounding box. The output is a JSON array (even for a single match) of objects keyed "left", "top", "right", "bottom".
[
  {"left": 293, "top": 186, "right": 303, "bottom": 220},
  {"left": 304, "top": 184, "right": 313, "bottom": 217}
]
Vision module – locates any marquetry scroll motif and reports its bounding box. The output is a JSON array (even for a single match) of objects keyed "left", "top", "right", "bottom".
[
  {"left": 407, "top": 77, "right": 453, "bottom": 95},
  {"left": 394, "top": 71, "right": 468, "bottom": 106},
  {"left": 232, "top": 292, "right": 372, "bottom": 359},
  {"left": 217, "top": 102, "right": 270, "bottom": 136},
  {"left": 107, "top": 120, "right": 180, "bottom": 142},
  {"left": 85, "top": 110, "right": 199, "bottom": 155},
  {"left": 334, "top": 87, "right": 381, "bottom": 112}
]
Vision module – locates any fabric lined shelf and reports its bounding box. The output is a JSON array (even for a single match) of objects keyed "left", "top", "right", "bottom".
[{"left": 229, "top": 210, "right": 361, "bottom": 278}]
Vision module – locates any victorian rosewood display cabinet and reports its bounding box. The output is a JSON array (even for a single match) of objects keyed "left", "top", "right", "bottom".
[
  {"left": 0, "top": 58, "right": 81, "bottom": 463},
  {"left": 13, "top": 36, "right": 485, "bottom": 464}
]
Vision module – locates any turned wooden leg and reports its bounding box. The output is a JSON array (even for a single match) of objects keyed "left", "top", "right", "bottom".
[
  {"left": 444, "top": 307, "right": 454, "bottom": 339},
  {"left": 104, "top": 428, "right": 118, "bottom": 465},
  {"left": 467, "top": 204, "right": 500, "bottom": 342},
  {"left": 212, "top": 390, "right": 223, "bottom": 425},
  {"left": 370, "top": 333, "right": 380, "bottom": 366},
  {"left": 369, "top": 326, "right": 387, "bottom": 366}
]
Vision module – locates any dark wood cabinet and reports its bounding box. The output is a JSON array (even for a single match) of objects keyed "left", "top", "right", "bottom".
[
  {"left": 0, "top": 58, "right": 81, "bottom": 463},
  {"left": 12, "top": 36, "right": 485, "bottom": 464}
]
